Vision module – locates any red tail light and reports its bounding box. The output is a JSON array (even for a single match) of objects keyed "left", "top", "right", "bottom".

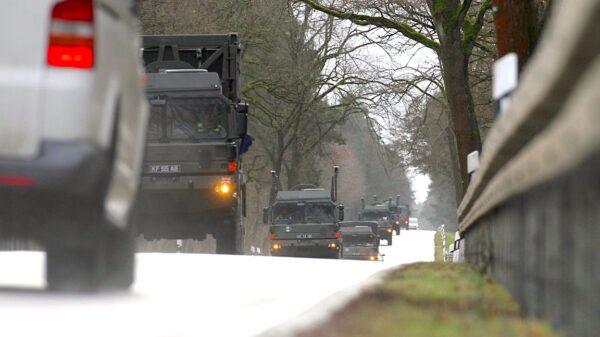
[
  {"left": 228, "top": 161, "right": 238, "bottom": 173},
  {"left": 268, "top": 232, "right": 275, "bottom": 240},
  {"left": 0, "top": 176, "right": 36, "bottom": 187},
  {"left": 47, "top": 0, "right": 95, "bottom": 69},
  {"left": 335, "top": 231, "right": 341, "bottom": 239}
]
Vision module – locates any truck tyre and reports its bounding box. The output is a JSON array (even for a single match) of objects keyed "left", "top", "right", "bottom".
[
  {"left": 46, "top": 248, "right": 101, "bottom": 292},
  {"left": 215, "top": 216, "right": 238, "bottom": 254},
  {"left": 102, "top": 225, "right": 135, "bottom": 290},
  {"left": 388, "top": 234, "right": 393, "bottom": 246}
]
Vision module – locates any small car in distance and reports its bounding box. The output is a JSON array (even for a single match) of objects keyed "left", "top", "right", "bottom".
[{"left": 408, "top": 217, "right": 420, "bottom": 230}]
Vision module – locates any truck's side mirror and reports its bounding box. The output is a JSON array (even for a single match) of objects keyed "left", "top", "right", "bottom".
[
  {"left": 262, "top": 207, "right": 270, "bottom": 225},
  {"left": 236, "top": 113, "right": 248, "bottom": 137},
  {"left": 233, "top": 103, "right": 248, "bottom": 137},
  {"left": 338, "top": 204, "right": 345, "bottom": 222}
]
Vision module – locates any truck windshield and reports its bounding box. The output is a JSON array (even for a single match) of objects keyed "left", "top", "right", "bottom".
[
  {"left": 147, "top": 97, "right": 229, "bottom": 142},
  {"left": 397, "top": 206, "right": 409, "bottom": 216},
  {"left": 362, "top": 211, "right": 389, "bottom": 221},
  {"left": 272, "top": 203, "right": 335, "bottom": 224},
  {"left": 272, "top": 204, "right": 304, "bottom": 224},
  {"left": 343, "top": 234, "right": 377, "bottom": 246},
  {"left": 305, "top": 204, "right": 334, "bottom": 223}
]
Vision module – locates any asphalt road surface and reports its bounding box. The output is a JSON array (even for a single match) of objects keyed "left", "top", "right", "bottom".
[{"left": 0, "top": 230, "right": 435, "bottom": 337}]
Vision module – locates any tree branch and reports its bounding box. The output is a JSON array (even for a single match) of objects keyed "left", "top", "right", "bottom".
[{"left": 297, "top": 0, "right": 440, "bottom": 52}]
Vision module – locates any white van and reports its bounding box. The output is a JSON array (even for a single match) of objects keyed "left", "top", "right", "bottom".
[
  {"left": 408, "top": 217, "right": 419, "bottom": 230},
  {"left": 0, "top": 0, "right": 148, "bottom": 291}
]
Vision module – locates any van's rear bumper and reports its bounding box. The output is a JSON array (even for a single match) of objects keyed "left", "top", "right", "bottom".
[{"left": 0, "top": 142, "right": 112, "bottom": 246}]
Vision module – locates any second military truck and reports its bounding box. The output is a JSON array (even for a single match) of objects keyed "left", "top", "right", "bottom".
[
  {"left": 359, "top": 198, "right": 395, "bottom": 245},
  {"left": 264, "top": 167, "right": 344, "bottom": 259},
  {"left": 133, "top": 34, "right": 250, "bottom": 254}
]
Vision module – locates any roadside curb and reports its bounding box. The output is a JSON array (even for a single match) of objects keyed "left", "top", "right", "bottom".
[{"left": 255, "top": 265, "right": 404, "bottom": 337}]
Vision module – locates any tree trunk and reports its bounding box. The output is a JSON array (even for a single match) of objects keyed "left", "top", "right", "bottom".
[
  {"left": 437, "top": 33, "right": 482, "bottom": 197},
  {"left": 286, "top": 138, "right": 303, "bottom": 189},
  {"left": 493, "top": 0, "right": 536, "bottom": 69},
  {"left": 274, "top": 130, "right": 285, "bottom": 184}
]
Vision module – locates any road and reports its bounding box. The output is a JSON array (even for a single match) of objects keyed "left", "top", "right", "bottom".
[{"left": 0, "top": 230, "right": 435, "bottom": 337}]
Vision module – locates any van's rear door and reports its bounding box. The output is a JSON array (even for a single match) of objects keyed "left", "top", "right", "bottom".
[{"left": 0, "top": 0, "right": 55, "bottom": 158}]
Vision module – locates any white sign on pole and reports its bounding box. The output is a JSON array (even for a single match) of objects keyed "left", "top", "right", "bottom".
[
  {"left": 467, "top": 151, "right": 480, "bottom": 174},
  {"left": 493, "top": 52, "right": 519, "bottom": 100}
]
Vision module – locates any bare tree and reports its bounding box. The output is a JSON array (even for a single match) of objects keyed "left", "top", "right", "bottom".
[{"left": 297, "top": 0, "right": 496, "bottom": 196}]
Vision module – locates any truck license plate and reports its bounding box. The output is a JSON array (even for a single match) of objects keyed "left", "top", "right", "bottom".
[
  {"left": 296, "top": 234, "right": 313, "bottom": 239},
  {"left": 150, "top": 165, "right": 181, "bottom": 173}
]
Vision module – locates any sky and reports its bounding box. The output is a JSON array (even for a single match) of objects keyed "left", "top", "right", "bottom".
[{"left": 411, "top": 173, "right": 431, "bottom": 204}]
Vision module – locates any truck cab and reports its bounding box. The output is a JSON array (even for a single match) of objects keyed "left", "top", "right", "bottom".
[
  {"left": 384, "top": 196, "right": 411, "bottom": 233},
  {"left": 264, "top": 167, "right": 344, "bottom": 259},
  {"left": 359, "top": 201, "right": 394, "bottom": 246}
]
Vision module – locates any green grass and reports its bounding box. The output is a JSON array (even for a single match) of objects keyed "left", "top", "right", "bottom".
[
  {"left": 299, "top": 263, "right": 561, "bottom": 337},
  {"left": 434, "top": 230, "right": 455, "bottom": 261}
]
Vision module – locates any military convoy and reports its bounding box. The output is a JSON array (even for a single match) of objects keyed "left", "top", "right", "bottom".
[
  {"left": 133, "top": 34, "right": 250, "bottom": 254},
  {"left": 264, "top": 167, "right": 344, "bottom": 259}
]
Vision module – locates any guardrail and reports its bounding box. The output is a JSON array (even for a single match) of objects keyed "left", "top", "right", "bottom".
[{"left": 458, "top": 1, "right": 600, "bottom": 336}]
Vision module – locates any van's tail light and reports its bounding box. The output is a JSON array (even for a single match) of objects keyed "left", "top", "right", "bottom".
[
  {"left": 47, "top": 0, "right": 95, "bottom": 69},
  {"left": 0, "top": 176, "right": 36, "bottom": 187}
]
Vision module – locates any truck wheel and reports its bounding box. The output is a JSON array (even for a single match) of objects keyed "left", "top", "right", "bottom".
[
  {"left": 101, "top": 225, "right": 135, "bottom": 290},
  {"left": 388, "top": 235, "right": 393, "bottom": 246},
  {"left": 46, "top": 248, "right": 101, "bottom": 292},
  {"left": 215, "top": 216, "right": 237, "bottom": 254}
]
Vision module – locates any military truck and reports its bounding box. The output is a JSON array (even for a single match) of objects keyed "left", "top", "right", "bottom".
[
  {"left": 340, "top": 221, "right": 381, "bottom": 261},
  {"left": 384, "top": 196, "right": 411, "bottom": 233},
  {"left": 133, "top": 34, "right": 250, "bottom": 254},
  {"left": 359, "top": 198, "right": 394, "bottom": 245},
  {"left": 264, "top": 167, "right": 344, "bottom": 259}
]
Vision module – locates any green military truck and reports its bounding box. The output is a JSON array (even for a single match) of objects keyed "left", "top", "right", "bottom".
[
  {"left": 384, "top": 196, "right": 411, "bottom": 233},
  {"left": 133, "top": 34, "right": 250, "bottom": 254},
  {"left": 264, "top": 167, "right": 344, "bottom": 259},
  {"left": 359, "top": 198, "right": 394, "bottom": 246}
]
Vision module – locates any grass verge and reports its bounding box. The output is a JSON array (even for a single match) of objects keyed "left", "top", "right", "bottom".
[
  {"left": 298, "top": 262, "right": 561, "bottom": 337},
  {"left": 434, "top": 230, "right": 455, "bottom": 261}
]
